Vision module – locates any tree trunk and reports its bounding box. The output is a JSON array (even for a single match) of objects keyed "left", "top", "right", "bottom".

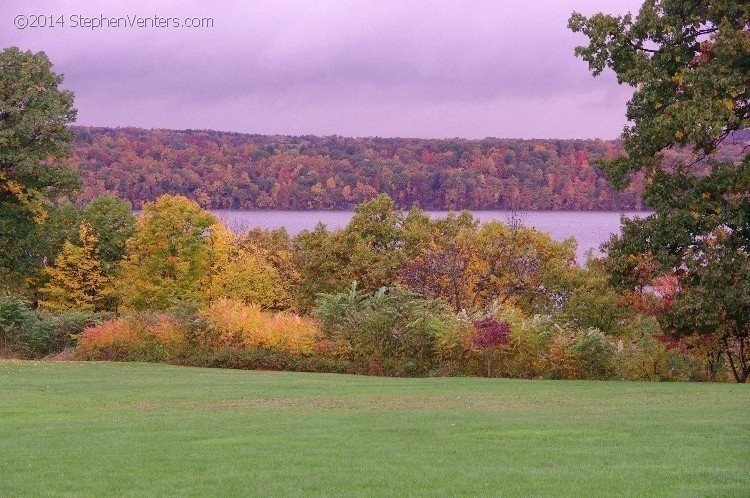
[
  {"left": 723, "top": 334, "right": 748, "bottom": 383},
  {"left": 738, "top": 335, "right": 748, "bottom": 383}
]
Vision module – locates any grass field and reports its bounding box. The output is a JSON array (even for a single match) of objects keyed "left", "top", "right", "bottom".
[{"left": 1, "top": 361, "right": 748, "bottom": 497}]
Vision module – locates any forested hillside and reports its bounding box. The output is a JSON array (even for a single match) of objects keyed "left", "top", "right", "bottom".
[
  {"left": 68, "top": 127, "right": 747, "bottom": 210},
  {"left": 68, "top": 127, "right": 638, "bottom": 210}
]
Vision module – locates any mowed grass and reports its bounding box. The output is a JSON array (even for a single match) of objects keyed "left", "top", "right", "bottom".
[{"left": 1, "top": 361, "right": 748, "bottom": 497}]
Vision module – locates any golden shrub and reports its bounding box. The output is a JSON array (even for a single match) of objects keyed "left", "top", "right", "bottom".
[{"left": 202, "top": 298, "right": 319, "bottom": 353}]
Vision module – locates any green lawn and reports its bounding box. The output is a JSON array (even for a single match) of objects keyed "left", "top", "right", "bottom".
[{"left": 1, "top": 361, "right": 747, "bottom": 497}]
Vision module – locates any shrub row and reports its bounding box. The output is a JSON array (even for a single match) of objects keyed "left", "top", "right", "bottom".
[{"left": 3, "top": 291, "right": 728, "bottom": 381}]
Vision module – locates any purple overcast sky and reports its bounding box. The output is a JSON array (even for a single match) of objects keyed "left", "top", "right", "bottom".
[{"left": 2, "top": 0, "right": 644, "bottom": 139}]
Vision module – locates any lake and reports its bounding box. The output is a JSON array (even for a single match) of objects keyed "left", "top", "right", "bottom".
[{"left": 213, "top": 210, "right": 649, "bottom": 263}]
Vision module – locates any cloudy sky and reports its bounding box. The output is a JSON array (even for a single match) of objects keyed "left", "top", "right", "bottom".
[{"left": 2, "top": 0, "right": 643, "bottom": 139}]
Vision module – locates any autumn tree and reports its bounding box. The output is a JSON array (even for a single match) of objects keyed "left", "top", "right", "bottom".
[
  {"left": 399, "top": 211, "right": 478, "bottom": 311},
  {"left": 40, "top": 221, "right": 110, "bottom": 311},
  {"left": 472, "top": 217, "right": 576, "bottom": 313},
  {"left": 0, "top": 47, "right": 79, "bottom": 292},
  {"left": 117, "top": 195, "right": 216, "bottom": 311},
  {"left": 570, "top": 1, "right": 749, "bottom": 381},
  {"left": 472, "top": 317, "right": 510, "bottom": 378},
  {"left": 235, "top": 227, "right": 301, "bottom": 309},
  {"left": 204, "top": 224, "right": 296, "bottom": 310}
]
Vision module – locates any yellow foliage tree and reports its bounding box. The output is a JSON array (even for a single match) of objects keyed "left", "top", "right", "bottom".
[
  {"left": 117, "top": 195, "right": 216, "bottom": 311},
  {"left": 471, "top": 218, "right": 577, "bottom": 311},
  {"left": 40, "top": 221, "right": 111, "bottom": 311},
  {"left": 204, "top": 224, "right": 294, "bottom": 310}
]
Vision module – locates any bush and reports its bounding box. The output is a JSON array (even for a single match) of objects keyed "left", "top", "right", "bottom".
[
  {"left": 547, "top": 332, "right": 581, "bottom": 379},
  {"left": 433, "top": 318, "right": 477, "bottom": 376},
  {"left": 0, "top": 293, "right": 42, "bottom": 357},
  {"left": 201, "top": 298, "right": 319, "bottom": 353},
  {"left": 1, "top": 293, "right": 105, "bottom": 358},
  {"left": 77, "top": 303, "right": 325, "bottom": 370},
  {"left": 315, "top": 285, "right": 454, "bottom": 376},
  {"left": 171, "top": 347, "right": 349, "bottom": 373},
  {"left": 77, "top": 313, "right": 188, "bottom": 362},
  {"left": 70, "top": 291, "right": 732, "bottom": 381},
  {"left": 608, "top": 317, "right": 726, "bottom": 382},
  {"left": 612, "top": 331, "right": 670, "bottom": 381},
  {"left": 498, "top": 309, "right": 555, "bottom": 379},
  {"left": 570, "top": 328, "right": 615, "bottom": 380},
  {"left": 39, "top": 311, "right": 110, "bottom": 354}
]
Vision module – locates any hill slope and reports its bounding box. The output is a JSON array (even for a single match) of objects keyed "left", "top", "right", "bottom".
[{"left": 67, "top": 126, "right": 747, "bottom": 210}]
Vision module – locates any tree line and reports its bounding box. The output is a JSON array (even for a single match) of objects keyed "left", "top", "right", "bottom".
[{"left": 69, "top": 126, "right": 746, "bottom": 211}]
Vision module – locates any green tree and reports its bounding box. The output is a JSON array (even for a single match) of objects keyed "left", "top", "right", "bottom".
[
  {"left": 16, "top": 199, "right": 81, "bottom": 295},
  {"left": 0, "top": 293, "right": 37, "bottom": 353},
  {"left": 340, "top": 193, "right": 407, "bottom": 290},
  {"left": 117, "top": 195, "right": 216, "bottom": 311},
  {"left": 0, "top": 47, "right": 79, "bottom": 292},
  {"left": 569, "top": 2, "right": 748, "bottom": 182},
  {"left": 547, "top": 259, "right": 626, "bottom": 335},
  {"left": 293, "top": 223, "right": 342, "bottom": 311},
  {"left": 293, "top": 194, "right": 408, "bottom": 309},
  {"left": 570, "top": 1, "right": 749, "bottom": 381},
  {"left": 80, "top": 195, "right": 136, "bottom": 269}
]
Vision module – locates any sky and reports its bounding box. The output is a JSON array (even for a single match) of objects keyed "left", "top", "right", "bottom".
[{"left": 1, "top": 0, "right": 644, "bottom": 139}]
